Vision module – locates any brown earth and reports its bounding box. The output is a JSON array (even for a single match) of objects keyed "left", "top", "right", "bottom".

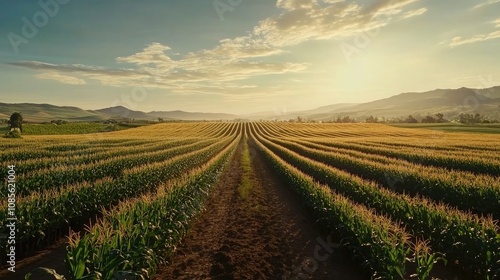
[{"left": 0, "top": 237, "right": 68, "bottom": 280}]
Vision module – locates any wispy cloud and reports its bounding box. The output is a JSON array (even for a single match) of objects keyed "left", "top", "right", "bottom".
[
  {"left": 10, "top": 61, "right": 150, "bottom": 87},
  {"left": 473, "top": 0, "right": 500, "bottom": 9},
  {"left": 400, "top": 7, "right": 427, "bottom": 19},
  {"left": 8, "top": 0, "right": 423, "bottom": 95},
  {"left": 9, "top": 61, "right": 147, "bottom": 77},
  {"left": 362, "top": 0, "right": 419, "bottom": 14},
  {"left": 36, "top": 72, "right": 86, "bottom": 85},
  {"left": 446, "top": 31, "right": 500, "bottom": 47},
  {"left": 254, "top": 0, "right": 424, "bottom": 48},
  {"left": 494, "top": 18, "right": 500, "bottom": 27},
  {"left": 441, "top": 18, "right": 500, "bottom": 47}
]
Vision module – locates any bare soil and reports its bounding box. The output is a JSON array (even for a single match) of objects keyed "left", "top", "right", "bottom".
[{"left": 0, "top": 237, "right": 68, "bottom": 280}]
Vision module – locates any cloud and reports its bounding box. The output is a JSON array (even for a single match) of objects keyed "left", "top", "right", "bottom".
[
  {"left": 253, "top": 0, "right": 424, "bottom": 48},
  {"left": 362, "top": 0, "right": 419, "bottom": 15},
  {"left": 473, "top": 0, "right": 500, "bottom": 9},
  {"left": 10, "top": 61, "right": 150, "bottom": 87},
  {"left": 35, "top": 72, "right": 86, "bottom": 85},
  {"left": 400, "top": 7, "right": 427, "bottom": 19},
  {"left": 494, "top": 18, "right": 500, "bottom": 28},
  {"left": 9, "top": 61, "right": 147, "bottom": 77},
  {"left": 276, "top": 0, "right": 321, "bottom": 11},
  {"left": 9, "top": 0, "right": 423, "bottom": 95},
  {"left": 446, "top": 31, "right": 500, "bottom": 47},
  {"left": 441, "top": 18, "right": 500, "bottom": 47},
  {"left": 116, "top": 43, "right": 174, "bottom": 66}
]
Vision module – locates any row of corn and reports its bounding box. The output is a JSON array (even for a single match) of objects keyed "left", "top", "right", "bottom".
[
  {"left": 2, "top": 139, "right": 219, "bottom": 197},
  {"left": 0, "top": 139, "right": 199, "bottom": 186},
  {"left": 0, "top": 138, "right": 152, "bottom": 161},
  {"left": 305, "top": 139, "right": 500, "bottom": 176},
  {"left": 0, "top": 136, "right": 236, "bottom": 266},
  {"left": 251, "top": 123, "right": 499, "bottom": 279},
  {"left": 250, "top": 128, "right": 445, "bottom": 279},
  {"left": 262, "top": 133, "right": 500, "bottom": 218},
  {"left": 60, "top": 135, "right": 239, "bottom": 279}
]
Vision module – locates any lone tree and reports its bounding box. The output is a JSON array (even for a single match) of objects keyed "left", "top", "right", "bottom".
[{"left": 8, "top": 112, "right": 23, "bottom": 133}]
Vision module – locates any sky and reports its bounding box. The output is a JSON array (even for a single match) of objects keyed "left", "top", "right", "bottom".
[{"left": 1, "top": 0, "right": 500, "bottom": 114}]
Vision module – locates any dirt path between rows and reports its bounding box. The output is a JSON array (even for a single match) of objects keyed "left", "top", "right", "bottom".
[
  {"left": 0, "top": 238, "right": 68, "bottom": 280},
  {"left": 154, "top": 138, "right": 365, "bottom": 279}
]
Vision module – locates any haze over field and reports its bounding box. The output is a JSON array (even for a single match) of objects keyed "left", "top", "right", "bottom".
[
  {"left": 1, "top": 0, "right": 500, "bottom": 115},
  {"left": 1, "top": 85, "right": 500, "bottom": 122}
]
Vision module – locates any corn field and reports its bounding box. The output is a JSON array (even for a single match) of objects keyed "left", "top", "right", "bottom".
[
  {"left": 1, "top": 122, "right": 499, "bottom": 279},
  {"left": 250, "top": 122, "right": 500, "bottom": 279}
]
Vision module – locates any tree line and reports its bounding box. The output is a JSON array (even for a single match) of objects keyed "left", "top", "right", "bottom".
[{"left": 286, "top": 113, "right": 499, "bottom": 124}]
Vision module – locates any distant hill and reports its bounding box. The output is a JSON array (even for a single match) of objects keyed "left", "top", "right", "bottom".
[
  {"left": 0, "top": 103, "right": 239, "bottom": 122},
  {"left": 0, "top": 103, "right": 107, "bottom": 122},
  {"left": 244, "top": 103, "right": 358, "bottom": 120},
  {"left": 1, "top": 86, "right": 499, "bottom": 123},
  {"left": 476, "top": 86, "right": 500, "bottom": 99},
  {"left": 248, "top": 86, "right": 500, "bottom": 121},
  {"left": 149, "top": 110, "right": 238, "bottom": 121},
  {"left": 95, "top": 106, "right": 237, "bottom": 121},
  {"left": 95, "top": 106, "right": 160, "bottom": 121}
]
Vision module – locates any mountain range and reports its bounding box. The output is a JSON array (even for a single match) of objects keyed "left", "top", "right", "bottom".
[
  {"left": 1, "top": 86, "right": 499, "bottom": 122},
  {"left": 247, "top": 86, "right": 500, "bottom": 121}
]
